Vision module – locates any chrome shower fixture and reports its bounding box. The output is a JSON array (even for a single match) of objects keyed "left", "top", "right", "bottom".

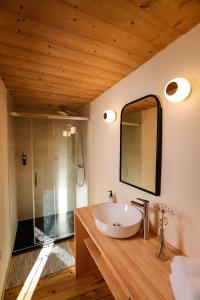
[{"left": 57, "top": 108, "right": 79, "bottom": 117}]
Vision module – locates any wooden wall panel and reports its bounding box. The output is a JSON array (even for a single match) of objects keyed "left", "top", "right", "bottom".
[{"left": 0, "top": 0, "right": 199, "bottom": 112}]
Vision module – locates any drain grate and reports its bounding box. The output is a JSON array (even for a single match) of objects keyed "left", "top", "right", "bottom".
[{"left": 112, "top": 222, "right": 122, "bottom": 227}]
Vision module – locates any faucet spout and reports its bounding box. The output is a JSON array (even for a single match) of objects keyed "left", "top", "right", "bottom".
[{"left": 131, "top": 198, "right": 149, "bottom": 240}]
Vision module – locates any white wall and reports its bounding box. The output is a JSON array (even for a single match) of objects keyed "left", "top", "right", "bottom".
[
  {"left": 89, "top": 24, "right": 200, "bottom": 257},
  {"left": 0, "top": 79, "right": 15, "bottom": 297},
  {"left": 8, "top": 114, "right": 18, "bottom": 248}
]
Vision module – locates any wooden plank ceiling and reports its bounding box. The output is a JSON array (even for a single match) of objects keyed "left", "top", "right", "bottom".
[{"left": 0, "top": 0, "right": 200, "bottom": 112}]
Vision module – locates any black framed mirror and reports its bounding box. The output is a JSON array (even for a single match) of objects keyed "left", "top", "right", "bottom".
[{"left": 120, "top": 95, "right": 162, "bottom": 195}]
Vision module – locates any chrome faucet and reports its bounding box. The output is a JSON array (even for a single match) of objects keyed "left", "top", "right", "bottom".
[{"left": 131, "top": 198, "right": 149, "bottom": 240}]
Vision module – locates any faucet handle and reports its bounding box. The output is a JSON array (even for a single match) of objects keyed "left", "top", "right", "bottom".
[
  {"left": 131, "top": 200, "right": 143, "bottom": 208},
  {"left": 136, "top": 198, "right": 149, "bottom": 205}
]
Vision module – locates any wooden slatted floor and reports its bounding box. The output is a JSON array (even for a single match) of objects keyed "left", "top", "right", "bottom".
[
  {"left": 5, "top": 267, "right": 114, "bottom": 300},
  {"left": 4, "top": 239, "right": 114, "bottom": 300}
]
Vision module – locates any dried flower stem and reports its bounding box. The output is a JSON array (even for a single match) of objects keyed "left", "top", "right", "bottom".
[
  {"left": 150, "top": 202, "right": 174, "bottom": 260},
  {"left": 150, "top": 202, "right": 174, "bottom": 229}
]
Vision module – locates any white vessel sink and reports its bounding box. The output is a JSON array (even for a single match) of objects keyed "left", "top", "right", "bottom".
[{"left": 93, "top": 203, "right": 142, "bottom": 238}]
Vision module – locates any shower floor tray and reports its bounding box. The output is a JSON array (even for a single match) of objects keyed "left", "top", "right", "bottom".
[{"left": 13, "top": 211, "right": 74, "bottom": 254}]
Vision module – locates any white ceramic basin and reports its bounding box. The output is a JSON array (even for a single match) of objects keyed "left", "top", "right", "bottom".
[{"left": 93, "top": 203, "right": 142, "bottom": 238}]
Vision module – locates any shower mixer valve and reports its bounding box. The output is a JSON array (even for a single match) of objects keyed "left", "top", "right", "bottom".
[{"left": 21, "top": 152, "right": 27, "bottom": 165}]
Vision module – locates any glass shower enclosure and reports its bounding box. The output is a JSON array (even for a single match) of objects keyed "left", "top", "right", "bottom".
[
  {"left": 33, "top": 118, "right": 87, "bottom": 245},
  {"left": 13, "top": 115, "right": 87, "bottom": 252}
]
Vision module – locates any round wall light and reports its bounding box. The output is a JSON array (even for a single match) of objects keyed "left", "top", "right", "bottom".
[
  {"left": 164, "top": 78, "right": 191, "bottom": 103},
  {"left": 103, "top": 110, "right": 117, "bottom": 123}
]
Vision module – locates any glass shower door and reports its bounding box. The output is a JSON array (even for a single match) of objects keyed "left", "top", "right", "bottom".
[
  {"left": 32, "top": 118, "right": 56, "bottom": 244},
  {"left": 53, "top": 120, "right": 76, "bottom": 239},
  {"left": 32, "top": 118, "right": 77, "bottom": 245}
]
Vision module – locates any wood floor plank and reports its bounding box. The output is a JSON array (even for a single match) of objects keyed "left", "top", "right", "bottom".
[
  {"left": 4, "top": 239, "right": 113, "bottom": 300},
  {"left": 5, "top": 268, "right": 113, "bottom": 300},
  {"left": 67, "top": 238, "right": 75, "bottom": 258}
]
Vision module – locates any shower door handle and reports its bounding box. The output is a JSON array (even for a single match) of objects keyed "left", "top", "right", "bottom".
[{"left": 34, "top": 172, "right": 37, "bottom": 188}]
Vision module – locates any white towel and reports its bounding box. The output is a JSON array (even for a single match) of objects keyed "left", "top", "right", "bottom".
[
  {"left": 170, "top": 273, "right": 200, "bottom": 300},
  {"left": 170, "top": 256, "right": 200, "bottom": 300},
  {"left": 171, "top": 256, "right": 200, "bottom": 279},
  {"left": 170, "top": 273, "right": 184, "bottom": 300}
]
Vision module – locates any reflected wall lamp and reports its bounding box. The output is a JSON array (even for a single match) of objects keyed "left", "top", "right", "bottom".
[
  {"left": 164, "top": 78, "right": 191, "bottom": 103},
  {"left": 103, "top": 110, "right": 117, "bottom": 123},
  {"left": 63, "top": 125, "right": 77, "bottom": 137}
]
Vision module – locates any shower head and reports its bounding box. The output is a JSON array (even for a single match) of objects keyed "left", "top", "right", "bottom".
[
  {"left": 66, "top": 111, "right": 78, "bottom": 116},
  {"left": 57, "top": 110, "right": 68, "bottom": 116},
  {"left": 57, "top": 108, "right": 79, "bottom": 117}
]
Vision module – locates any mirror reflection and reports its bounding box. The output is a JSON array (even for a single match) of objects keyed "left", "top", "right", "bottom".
[{"left": 120, "top": 95, "right": 162, "bottom": 195}]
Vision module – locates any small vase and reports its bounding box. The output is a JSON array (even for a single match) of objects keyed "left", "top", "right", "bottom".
[{"left": 157, "top": 227, "right": 166, "bottom": 260}]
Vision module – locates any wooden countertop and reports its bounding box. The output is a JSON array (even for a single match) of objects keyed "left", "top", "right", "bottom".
[{"left": 75, "top": 205, "right": 181, "bottom": 300}]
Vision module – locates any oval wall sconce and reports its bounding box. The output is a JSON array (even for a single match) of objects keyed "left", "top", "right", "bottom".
[
  {"left": 164, "top": 78, "right": 191, "bottom": 103},
  {"left": 63, "top": 125, "right": 77, "bottom": 137},
  {"left": 103, "top": 110, "right": 117, "bottom": 123}
]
